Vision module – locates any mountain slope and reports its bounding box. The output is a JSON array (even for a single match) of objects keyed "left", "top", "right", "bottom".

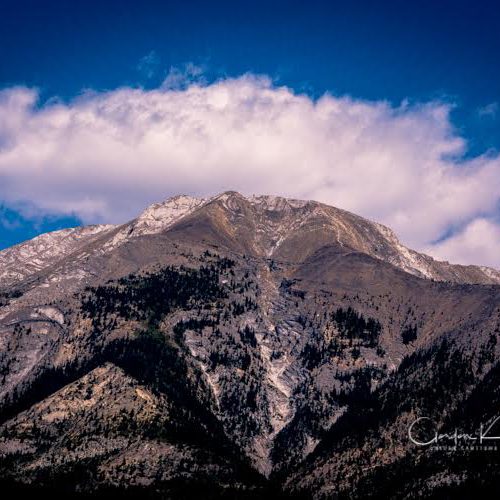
[
  {"left": 1, "top": 191, "right": 500, "bottom": 498},
  {"left": 0, "top": 225, "right": 114, "bottom": 287}
]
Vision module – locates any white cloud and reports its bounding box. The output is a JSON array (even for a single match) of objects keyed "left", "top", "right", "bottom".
[
  {"left": 0, "top": 74, "right": 500, "bottom": 266},
  {"left": 137, "top": 51, "right": 160, "bottom": 79},
  {"left": 162, "top": 62, "right": 205, "bottom": 89},
  {"left": 426, "top": 218, "right": 500, "bottom": 269},
  {"left": 478, "top": 102, "right": 498, "bottom": 118}
]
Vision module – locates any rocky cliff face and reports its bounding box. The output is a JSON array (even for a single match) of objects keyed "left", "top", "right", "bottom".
[{"left": 1, "top": 191, "right": 500, "bottom": 498}]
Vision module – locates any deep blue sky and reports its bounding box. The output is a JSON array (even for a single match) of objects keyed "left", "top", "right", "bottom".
[{"left": 0, "top": 0, "right": 499, "bottom": 248}]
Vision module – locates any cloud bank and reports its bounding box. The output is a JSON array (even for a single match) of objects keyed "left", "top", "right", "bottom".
[{"left": 1, "top": 74, "right": 500, "bottom": 266}]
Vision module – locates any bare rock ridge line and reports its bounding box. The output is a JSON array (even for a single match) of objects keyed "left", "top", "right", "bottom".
[{"left": 1, "top": 190, "right": 499, "bottom": 287}]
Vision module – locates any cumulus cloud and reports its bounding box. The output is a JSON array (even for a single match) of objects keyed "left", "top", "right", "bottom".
[
  {"left": 0, "top": 74, "right": 500, "bottom": 266},
  {"left": 426, "top": 218, "right": 500, "bottom": 268},
  {"left": 162, "top": 62, "right": 205, "bottom": 89}
]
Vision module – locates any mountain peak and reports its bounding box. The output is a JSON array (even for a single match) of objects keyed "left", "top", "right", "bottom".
[
  {"left": 132, "top": 194, "right": 208, "bottom": 236},
  {"left": 247, "top": 194, "right": 311, "bottom": 211},
  {"left": 2, "top": 191, "right": 500, "bottom": 288}
]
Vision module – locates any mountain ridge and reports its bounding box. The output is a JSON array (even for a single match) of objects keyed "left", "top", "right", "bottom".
[{"left": 1, "top": 191, "right": 499, "bottom": 288}]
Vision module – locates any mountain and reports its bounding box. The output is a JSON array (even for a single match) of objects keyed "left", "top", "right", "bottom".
[
  {"left": 1, "top": 191, "right": 500, "bottom": 498},
  {"left": 2, "top": 192, "right": 500, "bottom": 289}
]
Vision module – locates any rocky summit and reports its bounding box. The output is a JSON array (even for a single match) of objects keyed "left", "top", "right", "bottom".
[{"left": 1, "top": 191, "right": 500, "bottom": 498}]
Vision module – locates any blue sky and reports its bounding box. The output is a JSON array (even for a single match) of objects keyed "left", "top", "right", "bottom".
[
  {"left": 0, "top": 0, "right": 499, "bottom": 266},
  {"left": 2, "top": 0, "right": 498, "bottom": 151}
]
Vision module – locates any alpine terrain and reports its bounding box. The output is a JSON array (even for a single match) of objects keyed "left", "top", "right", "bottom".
[{"left": 1, "top": 191, "right": 500, "bottom": 498}]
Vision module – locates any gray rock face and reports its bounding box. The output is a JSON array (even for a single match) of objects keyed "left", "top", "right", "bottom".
[
  {"left": 1, "top": 191, "right": 500, "bottom": 498},
  {"left": 0, "top": 224, "right": 115, "bottom": 287}
]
